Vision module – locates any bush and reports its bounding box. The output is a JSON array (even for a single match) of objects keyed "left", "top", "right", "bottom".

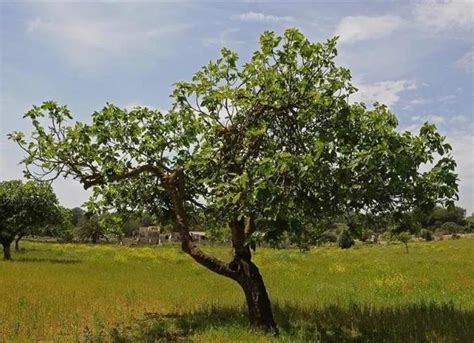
[
  {"left": 451, "top": 233, "right": 461, "bottom": 240},
  {"left": 338, "top": 229, "right": 355, "bottom": 249},
  {"left": 382, "top": 231, "right": 393, "bottom": 242},
  {"left": 433, "top": 228, "right": 448, "bottom": 237},
  {"left": 441, "top": 221, "right": 462, "bottom": 233},
  {"left": 321, "top": 230, "right": 338, "bottom": 243},
  {"left": 419, "top": 229, "right": 433, "bottom": 242}
]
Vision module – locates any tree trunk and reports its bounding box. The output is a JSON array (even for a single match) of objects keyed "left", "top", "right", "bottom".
[
  {"left": 3, "top": 243, "right": 12, "bottom": 260},
  {"left": 162, "top": 170, "right": 278, "bottom": 333},
  {"left": 229, "top": 220, "right": 278, "bottom": 333},
  {"left": 235, "top": 258, "right": 278, "bottom": 333},
  {"left": 15, "top": 233, "right": 24, "bottom": 252}
]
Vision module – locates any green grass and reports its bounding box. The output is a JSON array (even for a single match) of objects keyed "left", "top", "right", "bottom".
[{"left": 0, "top": 239, "right": 473, "bottom": 342}]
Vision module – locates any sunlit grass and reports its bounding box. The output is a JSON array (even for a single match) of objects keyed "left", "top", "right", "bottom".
[{"left": 0, "top": 239, "right": 473, "bottom": 341}]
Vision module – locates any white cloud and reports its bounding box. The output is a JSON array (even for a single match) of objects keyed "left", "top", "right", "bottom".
[
  {"left": 414, "top": 0, "right": 474, "bottom": 32},
  {"left": 25, "top": 5, "right": 191, "bottom": 69},
  {"left": 456, "top": 50, "right": 473, "bottom": 73},
  {"left": 334, "top": 15, "right": 404, "bottom": 44},
  {"left": 351, "top": 80, "right": 416, "bottom": 107},
  {"left": 232, "top": 12, "right": 294, "bottom": 23},
  {"left": 202, "top": 28, "right": 244, "bottom": 48},
  {"left": 450, "top": 115, "right": 468, "bottom": 124},
  {"left": 424, "top": 114, "right": 445, "bottom": 124}
]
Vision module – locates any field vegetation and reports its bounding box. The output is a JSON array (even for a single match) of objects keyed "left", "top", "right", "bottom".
[{"left": 1, "top": 239, "right": 473, "bottom": 342}]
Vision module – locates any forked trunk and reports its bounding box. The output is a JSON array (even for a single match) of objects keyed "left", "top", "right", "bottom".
[
  {"left": 3, "top": 243, "right": 12, "bottom": 260},
  {"left": 162, "top": 170, "right": 278, "bottom": 333}
]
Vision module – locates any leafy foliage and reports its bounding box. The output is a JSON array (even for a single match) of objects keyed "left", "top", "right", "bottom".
[
  {"left": 419, "top": 229, "right": 433, "bottom": 242},
  {"left": 9, "top": 29, "right": 458, "bottom": 249},
  {"left": 0, "top": 180, "right": 60, "bottom": 258}
]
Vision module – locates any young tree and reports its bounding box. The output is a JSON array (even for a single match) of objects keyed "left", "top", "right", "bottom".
[
  {"left": 77, "top": 215, "right": 107, "bottom": 244},
  {"left": 0, "top": 180, "right": 60, "bottom": 260},
  {"left": 397, "top": 232, "right": 412, "bottom": 253},
  {"left": 9, "top": 29, "right": 458, "bottom": 332}
]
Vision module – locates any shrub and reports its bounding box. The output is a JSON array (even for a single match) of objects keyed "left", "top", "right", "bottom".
[
  {"left": 338, "top": 229, "right": 355, "bottom": 249},
  {"left": 382, "top": 231, "right": 393, "bottom": 243},
  {"left": 321, "top": 230, "right": 338, "bottom": 243},
  {"left": 434, "top": 228, "right": 448, "bottom": 237},
  {"left": 441, "top": 221, "right": 462, "bottom": 233},
  {"left": 419, "top": 229, "right": 433, "bottom": 242},
  {"left": 451, "top": 233, "right": 461, "bottom": 240}
]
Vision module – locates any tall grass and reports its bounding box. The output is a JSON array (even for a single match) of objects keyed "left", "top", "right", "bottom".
[{"left": 0, "top": 239, "right": 473, "bottom": 341}]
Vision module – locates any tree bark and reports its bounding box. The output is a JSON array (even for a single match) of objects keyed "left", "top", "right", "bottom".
[
  {"left": 15, "top": 233, "right": 24, "bottom": 252},
  {"left": 237, "top": 259, "right": 277, "bottom": 332},
  {"left": 3, "top": 243, "right": 12, "bottom": 260},
  {"left": 229, "top": 220, "right": 278, "bottom": 334},
  {"left": 162, "top": 170, "right": 278, "bottom": 333}
]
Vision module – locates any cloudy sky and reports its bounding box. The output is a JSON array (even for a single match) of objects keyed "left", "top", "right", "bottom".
[{"left": 0, "top": 1, "right": 473, "bottom": 213}]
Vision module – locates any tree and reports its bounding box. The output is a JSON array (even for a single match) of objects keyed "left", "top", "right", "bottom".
[
  {"left": 0, "top": 180, "right": 60, "bottom": 260},
  {"left": 9, "top": 29, "right": 458, "bottom": 332},
  {"left": 77, "top": 215, "right": 107, "bottom": 244},
  {"left": 466, "top": 214, "right": 474, "bottom": 232},
  {"left": 427, "top": 206, "right": 466, "bottom": 228},
  {"left": 70, "top": 207, "right": 85, "bottom": 227},
  {"left": 397, "top": 232, "right": 412, "bottom": 253}
]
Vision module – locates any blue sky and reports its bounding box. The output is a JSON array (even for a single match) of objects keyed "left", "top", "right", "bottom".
[{"left": 0, "top": 1, "right": 473, "bottom": 213}]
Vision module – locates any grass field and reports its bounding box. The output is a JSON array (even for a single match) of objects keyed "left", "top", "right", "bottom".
[{"left": 0, "top": 239, "right": 473, "bottom": 342}]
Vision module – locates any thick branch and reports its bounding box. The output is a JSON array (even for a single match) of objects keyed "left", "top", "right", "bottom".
[{"left": 162, "top": 169, "right": 238, "bottom": 280}]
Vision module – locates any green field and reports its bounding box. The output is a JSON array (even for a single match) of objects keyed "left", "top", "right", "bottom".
[{"left": 1, "top": 239, "right": 473, "bottom": 342}]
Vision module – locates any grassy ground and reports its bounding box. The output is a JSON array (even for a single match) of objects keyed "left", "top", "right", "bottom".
[{"left": 0, "top": 239, "right": 473, "bottom": 342}]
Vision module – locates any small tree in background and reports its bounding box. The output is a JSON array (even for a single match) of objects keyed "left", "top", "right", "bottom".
[
  {"left": 10, "top": 29, "right": 458, "bottom": 332},
  {"left": 0, "top": 180, "right": 60, "bottom": 260},
  {"left": 466, "top": 214, "right": 474, "bottom": 232},
  {"left": 397, "top": 232, "right": 412, "bottom": 253},
  {"left": 77, "top": 215, "right": 108, "bottom": 244}
]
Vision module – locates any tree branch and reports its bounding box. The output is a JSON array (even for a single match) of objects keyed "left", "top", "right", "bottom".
[{"left": 162, "top": 169, "right": 238, "bottom": 280}]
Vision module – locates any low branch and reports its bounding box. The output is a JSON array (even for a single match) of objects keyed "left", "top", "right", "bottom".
[{"left": 162, "top": 169, "right": 238, "bottom": 280}]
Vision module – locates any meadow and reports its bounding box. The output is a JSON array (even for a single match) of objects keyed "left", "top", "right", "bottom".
[{"left": 0, "top": 239, "right": 473, "bottom": 342}]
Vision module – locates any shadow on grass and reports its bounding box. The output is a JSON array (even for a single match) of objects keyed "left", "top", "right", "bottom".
[
  {"left": 106, "top": 302, "right": 474, "bottom": 342},
  {"left": 14, "top": 257, "right": 81, "bottom": 264}
]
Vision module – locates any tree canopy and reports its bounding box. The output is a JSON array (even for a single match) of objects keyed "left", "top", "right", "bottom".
[
  {"left": 0, "top": 180, "right": 60, "bottom": 259},
  {"left": 9, "top": 28, "right": 458, "bottom": 331}
]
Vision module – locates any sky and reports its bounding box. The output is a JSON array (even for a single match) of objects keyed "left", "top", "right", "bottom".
[{"left": 0, "top": 1, "right": 473, "bottom": 213}]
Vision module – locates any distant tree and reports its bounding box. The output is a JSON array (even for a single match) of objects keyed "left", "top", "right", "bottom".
[
  {"left": 10, "top": 29, "right": 458, "bottom": 332},
  {"left": 77, "top": 215, "right": 107, "bottom": 244},
  {"left": 428, "top": 206, "right": 466, "bottom": 228},
  {"left": 0, "top": 180, "right": 60, "bottom": 260},
  {"left": 441, "top": 221, "right": 462, "bottom": 234},
  {"left": 466, "top": 214, "right": 474, "bottom": 232},
  {"left": 70, "top": 207, "right": 85, "bottom": 227},
  {"left": 397, "top": 232, "right": 412, "bottom": 253}
]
